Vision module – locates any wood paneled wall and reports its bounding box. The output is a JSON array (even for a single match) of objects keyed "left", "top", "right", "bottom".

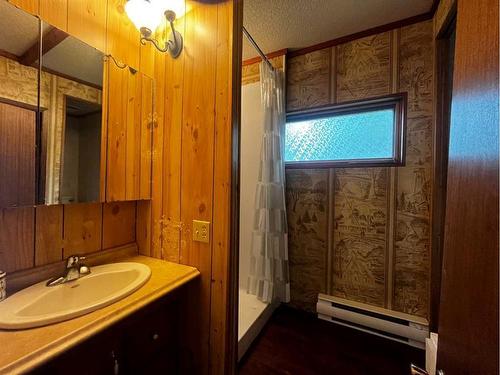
[
  {"left": 0, "top": 201, "right": 137, "bottom": 272},
  {"left": 5, "top": 0, "right": 237, "bottom": 373},
  {"left": 284, "top": 20, "right": 434, "bottom": 319}
]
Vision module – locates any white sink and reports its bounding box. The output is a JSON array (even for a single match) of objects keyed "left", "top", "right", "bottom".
[{"left": 0, "top": 262, "right": 151, "bottom": 330}]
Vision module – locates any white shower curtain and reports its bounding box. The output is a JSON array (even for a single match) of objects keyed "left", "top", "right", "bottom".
[{"left": 247, "top": 62, "right": 290, "bottom": 304}]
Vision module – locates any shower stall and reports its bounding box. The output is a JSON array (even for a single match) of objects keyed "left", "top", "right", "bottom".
[
  {"left": 238, "top": 27, "right": 288, "bottom": 361},
  {"left": 238, "top": 79, "right": 278, "bottom": 361}
]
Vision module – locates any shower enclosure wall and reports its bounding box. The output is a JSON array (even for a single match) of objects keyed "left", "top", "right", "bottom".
[{"left": 238, "top": 81, "right": 279, "bottom": 361}]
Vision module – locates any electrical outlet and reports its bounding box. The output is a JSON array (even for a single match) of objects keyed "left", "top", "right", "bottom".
[{"left": 193, "top": 220, "right": 210, "bottom": 243}]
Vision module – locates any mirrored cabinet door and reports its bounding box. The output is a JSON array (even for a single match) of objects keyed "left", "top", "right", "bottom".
[
  {"left": 0, "top": 1, "right": 153, "bottom": 208},
  {"left": 39, "top": 21, "right": 105, "bottom": 205},
  {"left": 0, "top": 1, "right": 41, "bottom": 208},
  {"left": 105, "top": 62, "right": 153, "bottom": 202}
]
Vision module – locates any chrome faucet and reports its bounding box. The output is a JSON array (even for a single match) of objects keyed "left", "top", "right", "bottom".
[{"left": 46, "top": 255, "right": 91, "bottom": 287}]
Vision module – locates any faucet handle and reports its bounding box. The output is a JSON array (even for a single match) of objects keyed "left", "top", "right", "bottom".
[{"left": 66, "top": 255, "right": 86, "bottom": 268}]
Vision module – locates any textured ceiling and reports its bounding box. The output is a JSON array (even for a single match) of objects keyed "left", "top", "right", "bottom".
[{"left": 243, "top": 0, "right": 433, "bottom": 59}]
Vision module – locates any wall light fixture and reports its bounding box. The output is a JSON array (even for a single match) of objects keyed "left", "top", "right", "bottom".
[{"left": 125, "top": 0, "right": 183, "bottom": 58}]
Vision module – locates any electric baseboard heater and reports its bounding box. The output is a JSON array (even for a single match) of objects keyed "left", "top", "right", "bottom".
[{"left": 317, "top": 294, "right": 429, "bottom": 349}]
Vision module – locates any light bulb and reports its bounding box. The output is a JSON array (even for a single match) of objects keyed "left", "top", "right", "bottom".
[{"left": 125, "top": 0, "right": 164, "bottom": 33}]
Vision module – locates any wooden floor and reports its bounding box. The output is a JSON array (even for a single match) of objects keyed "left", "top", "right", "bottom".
[{"left": 238, "top": 306, "right": 425, "bottom": 375}]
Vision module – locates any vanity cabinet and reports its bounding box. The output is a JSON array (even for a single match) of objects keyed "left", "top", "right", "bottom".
[{"left": 32, "top": 296, "right": 180, "bottom": 375}]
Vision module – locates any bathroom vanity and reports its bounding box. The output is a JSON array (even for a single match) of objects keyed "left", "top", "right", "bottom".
[{"left": 0, "top": 257, "right": 199, "bottom": 374}]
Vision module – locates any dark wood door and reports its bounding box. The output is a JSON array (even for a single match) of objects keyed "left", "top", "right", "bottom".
[
  {"left": 437, "top": 0, "right": 499, "bottom": 373},
  {"left": 0, "top": 101, "right": 36, "bottom": 207}
]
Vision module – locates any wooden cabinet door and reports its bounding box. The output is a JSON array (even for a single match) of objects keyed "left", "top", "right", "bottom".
[
  {"left": 105, "top": 61, "right": 153, "bottom": 202},
  {"left": 0, "top": 101, "right": 37, "bottom": 207},
  {"left": 437, "top": 0, "right": 499, "bottom": 373}
]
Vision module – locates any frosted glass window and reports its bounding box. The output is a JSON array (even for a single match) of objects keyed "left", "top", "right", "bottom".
[{"left": 285, "top": 95, "right": 406, "bottom": 167}]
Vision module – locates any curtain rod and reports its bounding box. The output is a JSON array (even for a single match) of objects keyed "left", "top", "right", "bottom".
[{"left": 242, "top": 26, "right": 274, "bottom": 71}]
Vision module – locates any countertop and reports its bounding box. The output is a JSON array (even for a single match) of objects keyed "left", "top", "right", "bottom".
[{"left": 0, "top": 256, "right": 200, "bottom": 374}]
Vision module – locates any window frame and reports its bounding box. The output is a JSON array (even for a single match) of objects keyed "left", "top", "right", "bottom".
[{"left": 284, "top": 93, "right": 408, "bottom": 169}]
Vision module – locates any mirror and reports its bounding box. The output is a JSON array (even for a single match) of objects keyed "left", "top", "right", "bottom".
[
  {"left": 0, "top": 2, "right": 154, "bottom": 208},
  {"left": 0, "top": 0, "right": 105, "bottom": 208},
  {"left": 0, "top": 1, "right": 41, "bottom": 208},
  {"left": 40, "top": 22, "right": 104, "bottom": 205}
]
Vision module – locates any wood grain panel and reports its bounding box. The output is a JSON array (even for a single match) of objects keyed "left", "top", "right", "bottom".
[
  {"left": 139, "top": 74, "right": 153, "bottom": 199},
  {"left": 106, "top": 63, "right": 127, "bottom": 201},
  {"left": 210, "top": 1, "right": 234, "bottom": 372},
  {"left": 336, "top": 32, "right": 391, "bottom": 102},
  {"left": 63, "top": 202, "right": 102, "bottom": 257},
  {"left": 102, "top": 201, "right": 136, "bottom": 249},
  {"left": 150, "top": 47, "right": 166, "bottom": 259},
  {"left": 39, "top": 0, "right": 68, "bottom": 31},
  {"left": 285, "top": 169, "right": 329, "bottom": 312},
  {"left": 180, "top": 1, "right": 218, "bottom": 372},
  {"left": 67, "top": 0, "right": 106, "bottom": 53},
  {"left": 332, "top": 168, "right": 388, "bottom": 307},
  {"left": 161, "top": 12, "right": 185, "bottom": 262},
  {"left": 105, "top": 63, "right": 151, "bottom": 202},
  {"left": 8, "top": 0, "right": 38, "bottom": 15},
  {"left": 0, "top": 207, "right": 34, "bottom": 272},
  {"left": 136, "top": 200, "right": 151, "bottom": 256},
  {"left": 100, "top": 60, "right": 109, "bottom": 202},
  {"left": 437, "top": 0, "right": 499, "bottom": 372},
  {"left": 0, "top": 101, "right": 36, "bottom": 207},
  {"left": 107, "top": 0, "right": 140, "bottom": 69},
  {"left": 139, "top": 40, "right": 155, "bottom": 78},
  {"left": 35, "top": 205, "right": 63, "bottom": 266},
  {"left": 434, "top": 0, "right": 456, "bottom": 37},
  {"left": 286, "top": 49, "right": 331, "bottom": 111},
  {"left": 125, "top": 69, "right": 141, "bottom": 200},
  {"left": 393, "top": 20, "right": 433, "bottom": 318}
]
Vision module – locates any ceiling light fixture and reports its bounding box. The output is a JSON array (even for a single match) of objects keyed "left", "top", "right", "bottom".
[{"left": 125, "top": 0, "right": 183, "bottom": 58}]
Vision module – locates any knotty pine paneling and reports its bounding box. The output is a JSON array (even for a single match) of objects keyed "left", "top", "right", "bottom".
[
  {"left": 106, "top": 62, "right": 127, "bottom": 201},
  {"left": 63, "top": 202, "right": 103, "bottom": 257},
  {"left": 106, "top": 62, "right": 153, "bottom": 202},
  {"left": 161, "top": 17, "right": 185, "bottom": 263},
  {"left": 67, "top": 0, "right": 107, "bottom": 53},
  {"left": 3, "top": 1, "right": 237, "bottom": 373},
  {"left": 35, "top": 205, "right": 63, "bottom": 266},
  {"left": 210, "top": 1, "right": 235, "bottom": 371},
  {"left": 150, "top": 46, "right": 166, "bottom": 260},
  {"left": 0, "top": 207, "right": 34, "bottom": 273},
  {"left": 107, "top": 0, "right": 140, "bottom": 69},
  {"left": 285, "top": 20, "right": 434, "bottom": 318},
  {"left": 40, "top": 0, "right": 68, "bottom": 31},
  {"left": 102, "top": 201, "right": 136, "bottom": 249},
  {"left": 1, "top": 202, "right": 137, "bottom": 273},
  {"left": 179, "top": 1, "right": 218, "bottom": 372},
  {"left": 7, "top": 0, "right": 37, "bottom": 15}
]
